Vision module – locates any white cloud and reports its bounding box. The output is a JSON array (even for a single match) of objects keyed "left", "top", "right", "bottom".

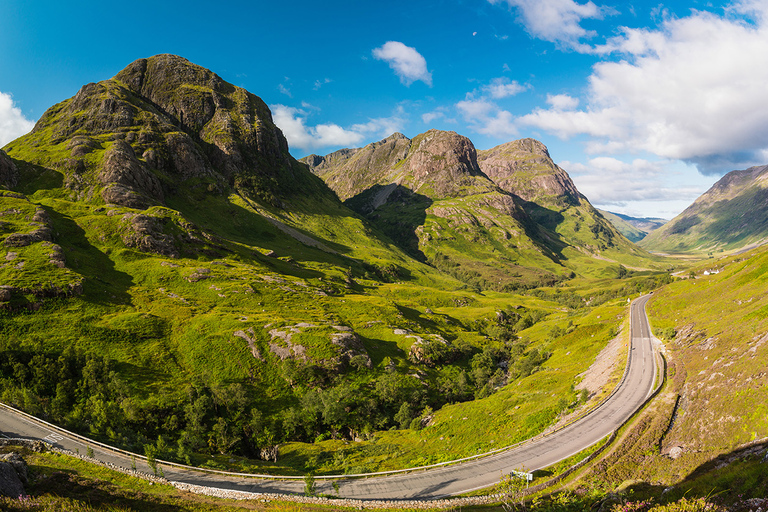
[
  {"left": 422, "top": 111, "right": 445, "bottom": 124},
  {"left": 272, "top": 105, "right": 365, "bottom": 151},
  {"left": 0, "top": 92, "right": 34, "bottom": 147},
  {"left": 483, "top": 77, "right": 528, "bottom": 99},
  {"left": 271, "top": 104, "right": 404, "bottom": 152},
  {"left": 489, "top": 0, "right": 614, "bottom": 50},
  {"left": 519, "top": 5, "right": 768, "bottom": 174},
  {"left": 453, "top": 76, "right": 528, "bottom": 138},
  {"left": 563, "top": 157, "right": 707, "bottom": 206},
  {"left": 546, "top": 93, "right": 579, "bottom": 110},
  {"left": 456, "top": 98, "right": 518, "bottom": 138},
  {"left": 372, "top": 41, "right": 433, "bottom": 87},
  {"left": 313, "top": 78, "right": 332, "bottom": 90},
  {"left": 278, "top": 84, "right": 292, "bottom": 98}
]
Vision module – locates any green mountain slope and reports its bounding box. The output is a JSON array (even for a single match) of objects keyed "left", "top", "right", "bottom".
[
  {"left": 304, "top": 130, "right": 566, "bottom": 291},
  {"left": 2, "top": 55, "right": 519, "bottom": 470},
  {"left": 641, "top": 244, "right": 768, "bottom": 488},
  {"left": 476, "top": 139, "right": 657, "bottom": 275},
  {"left": 1, "top": 55, "right": 646, "bottom": 476},
  {"left": 640, "top": 164, "right": 768, "bottom": 254},
  {"left": 598, "top": 210, "right": 666, "bottom": 242}
]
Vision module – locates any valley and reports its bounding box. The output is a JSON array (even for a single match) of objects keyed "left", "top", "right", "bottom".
[{"left": 1, "top": 54, "right": 767, "bottom": 511}]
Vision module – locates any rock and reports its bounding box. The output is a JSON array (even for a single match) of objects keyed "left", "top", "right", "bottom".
[
  {"left": 0, "top": 285, "right": 13, "bottom": 301},
  {"left": 331, "top": 331, "right": 372, "bottom": 368},
  {"left": 3, "top": 227, "right": 53, "bottom": 247},
  {"left": 669, "top": 446, "right": 684, "bottom": 459},
  {"left": 234, "top": 328, "right": 263, "bottom": 360},
  {"left": 408, "top": 335, "right": 455, "bottom": 367},
  {"left": 0, "top": 452, "right": 27, "bottom": 498},
  {"left": 120, "top": 214, "right": 179, "bottom": 257},
  {"left": 99, "top": 140, "right": 164, "bottom": 208},
  {"left": 477, "top": 138, "right": 581, "bottom": 206}
]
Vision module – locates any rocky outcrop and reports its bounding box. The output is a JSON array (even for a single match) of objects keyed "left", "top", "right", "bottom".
[
  {"left": 0, "top": 452, "right": 28, "bottom": 498},
  {"left": 7, "top": 54, "right": 331, "bottom": 211},
  {"left": 119, "top": 213, "right": 180, "bottom": 258},
  {"left": 0, "top": 150, "right": 18, "bottom": 189},
  {"left": 99, "top": 140, "right": 164, "bottom": 208},
  {"left": 331, "top": 327, "right": 372, "bottom": 368},
  {"left": 477, "top": 138, "right": 581, "bottom": 206},
  {"left": 407, "top": 335, "right": 456, "bottom": 366},
  {"left": 303, "top": 130, "right": 495, "bottom": 202}
]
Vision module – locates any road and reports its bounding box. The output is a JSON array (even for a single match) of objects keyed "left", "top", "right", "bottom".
[{"left": 0, "top": 294, "right": 659, "bottom": 500}]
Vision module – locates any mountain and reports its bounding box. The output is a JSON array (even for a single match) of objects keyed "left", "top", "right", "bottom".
[
  {"left": 640, "top": 164, "right": 768, "bottom": 253},
  {"left": 3, "top": 55, "right": 621, "bottom": 476},
  {"left": 598, "top": 210, "right": 666, "bottom": 243},
  {"left": 475, "top": 139, "right": 653, "bottom": 273},
  {"left": 304, "top": 130, "right": 566, "bottom": 290},
  {"left": 306, "top": 133, "right": 664, "bottom": 287}
]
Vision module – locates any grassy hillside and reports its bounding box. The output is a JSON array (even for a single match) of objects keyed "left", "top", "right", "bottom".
[
  {"left": 0, "top": 54, "right": 691, "bottom": 484},
  {"left": 641, "top": 164, "right": 768, "bottom": 254},
  {"left": 557, "top": 244, "right": 768, "bottom": 502},
  {"left": 307, "top": 133, "right": 672, "bottom": 291},
  {"left": 646, "top": 246, "right": 768, "bottom": 464}
]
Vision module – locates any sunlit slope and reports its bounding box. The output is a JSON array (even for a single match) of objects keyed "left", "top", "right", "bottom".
[
  {"left": 647, "top": 245, "right": 768, "bottom": 477},
  {"left": 641, "top": 164, "right": 768, "bottom": 254}
]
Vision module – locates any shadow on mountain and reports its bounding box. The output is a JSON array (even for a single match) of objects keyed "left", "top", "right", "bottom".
[
  {"left": 345, "top": 184, "right": 432, "bottom": 262},
  {"left": 707, "top": 188, "right": 768, "bottom": 246},
  {"left": 47, "top": 209, "right": 134, "bottom": 305},
  {"left": 518, "top": 200, "right": 568, "bottom": 263}
]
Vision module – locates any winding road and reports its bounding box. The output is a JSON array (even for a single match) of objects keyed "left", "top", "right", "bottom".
[{"left": 0, "top": 294, "right": 660, "bottom": 500}]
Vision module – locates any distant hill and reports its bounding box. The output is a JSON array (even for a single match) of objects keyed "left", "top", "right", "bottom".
[
  {"left": 598, "top": 210, "right": 666, "bottom": 243},
  {"left": 640, "top": 164, "right": 768, "bottom": 253}
]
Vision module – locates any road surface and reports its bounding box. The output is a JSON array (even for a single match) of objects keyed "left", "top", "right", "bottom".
[{"left": 0, "top": 294, "right": 659, "bottom": 499}]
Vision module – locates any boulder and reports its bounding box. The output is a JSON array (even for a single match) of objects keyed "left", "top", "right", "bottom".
[{"left": 0, "top": 452, "right": 27, "bottom": 498}]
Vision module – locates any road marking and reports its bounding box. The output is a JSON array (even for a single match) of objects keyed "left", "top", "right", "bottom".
[{"left": 44, "top": 433, "right": 64, "bottom": 443}]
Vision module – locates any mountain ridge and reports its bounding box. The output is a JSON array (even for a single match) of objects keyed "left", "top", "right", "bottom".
[{"left": 640, "top": 164, "right": 768, "bottom": 253}]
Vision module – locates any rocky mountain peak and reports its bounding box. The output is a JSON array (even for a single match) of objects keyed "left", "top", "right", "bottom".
[
  {"left": 477, "top": 138, "right": 580, "bottom": 206},
  {"left": 5, "top": 54, "right": 318, "bottom": 209}
]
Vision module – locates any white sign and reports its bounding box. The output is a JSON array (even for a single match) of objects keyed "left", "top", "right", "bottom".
[{"left": 510, "top": 469, "right": 533, "bottom": 481}]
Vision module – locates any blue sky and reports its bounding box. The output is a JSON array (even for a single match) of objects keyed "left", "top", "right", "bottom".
[{"left": 2, "top": 0, "right": 767, "bottom": 219}]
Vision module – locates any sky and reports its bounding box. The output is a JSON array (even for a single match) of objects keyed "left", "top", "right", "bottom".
[{"left": 2, "top": 0, "right": 768, "bottom": 219}]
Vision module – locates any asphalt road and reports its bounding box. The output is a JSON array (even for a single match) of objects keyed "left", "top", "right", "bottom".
[{"left": 0, "top": 294, "right": 659, "bottom": 500}]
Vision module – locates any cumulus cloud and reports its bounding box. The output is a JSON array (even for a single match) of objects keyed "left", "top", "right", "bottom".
[
  {"left": 456, "top": 98, "right": 518, "bottom": 138},
  {"left": 563, "top": 157, "right": 707, "bottom": 207},
  {"left": 546, "top": 93, "right": 579, "bottom": 110},
  {"left": 372, "top": 41, "right": 433, "bottom": 87},
  {"left": 422, "top": 111, "right": 445, "bottom": 124},
  {"left": 454, "top": 77, "right": 528, "bottom": 138},
  {"left": 272, "top": 104, "right": 404, "bottom": 152},
  {"left": 489, "top": 0, "right": 614, "bottom": 50},
  {"left": 0, "top": 92, "right": 34, "bottom": 147},
  {"left": 422, "top": 106, "right": 456, "bottom": 125},
  {"left": 519, "top": 5, "right": 768, "bottom": 174},
  {"left": 483, "top": 77, "right": 528, "bottom": 99}
]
